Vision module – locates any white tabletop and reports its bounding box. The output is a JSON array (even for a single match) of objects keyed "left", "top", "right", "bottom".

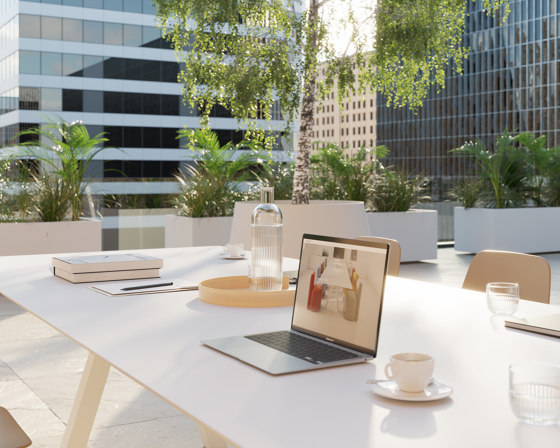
[{"left": 1, "top": 247, "right": 559, "bottom": 447}]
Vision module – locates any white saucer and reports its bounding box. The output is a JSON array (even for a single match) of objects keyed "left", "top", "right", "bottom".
[
  {"left": 371, "top": 380, "right": 453, "bottom": 402},
  {"left": 220, "top": 255, "right": 247, "bottom": 260}
]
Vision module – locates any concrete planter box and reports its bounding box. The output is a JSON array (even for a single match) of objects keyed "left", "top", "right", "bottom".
[
  {"left": 454, "top": 206, "right": 560, "bottom": 253},
  {"left": 366, "top": 209, "right": 438, "bottom": 262},
  {"left": 230, "top": 200, "right": 369, "bottom": 258},
  {"left": 102, "top": 208, "right": 174, "bottom": 250},
  {"left": 0, "top": 219, "right": 102, "bottom": 256},
  {"left": 164, "top": 215, "right": 233, "bottom": 248}
]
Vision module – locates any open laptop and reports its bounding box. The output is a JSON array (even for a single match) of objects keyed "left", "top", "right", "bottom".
[{"left": 202, "top": 234, "right": 389, "bottom": 375}]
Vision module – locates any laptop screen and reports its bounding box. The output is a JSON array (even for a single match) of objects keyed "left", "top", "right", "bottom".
[{"left": 291, "top": 235, "right": 389, "bottom": 356}]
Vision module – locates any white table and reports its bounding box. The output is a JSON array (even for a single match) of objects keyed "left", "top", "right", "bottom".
[{"left": 0, "top": 247, "right": 559, "bottom": 448}]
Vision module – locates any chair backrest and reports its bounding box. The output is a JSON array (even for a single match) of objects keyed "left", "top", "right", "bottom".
[
  {"left": 0, "top": 407, "right": 31, "bottom": 448},
  {"left": 356, "top": 236, "right": 401, "bottom": 276},
  {"left": 462, "top": 250, "right": 551, "bottom": 304}
]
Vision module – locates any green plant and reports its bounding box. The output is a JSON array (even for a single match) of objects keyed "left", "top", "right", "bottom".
[
  {"left": 512, "top": 132, "right": 560, "bottom": 207},
  {"left": 370, "top": 168, "right": 430, "bottom": 212},
  {"left": 0, "top": 159, "right": 35, "bottom": 222},
  {"left": 15, "top": 119, "right": 108, "bottom": 220},
  {"left": 103, "top": 194, "right": 175, "bottom": 209},
  {"left": 309, "top": 144, "right": 388, "bottom": 202},
  {"left": 451, "top": 133, "right": 531, "bottom": 209},
  {"left": 252, "top": 162, "right": 296, "bottom": 201},
  {"left": 449, "top": 178, "right": 484, "bottom": 209},
  {"left": 545, "top": 152, "right": 560, "bottom": 207},
  {"left": 31, "top": 170, "right": 72, "bottom": 222},
  {"left": 173, "top": 129, "right": 267, "bottom": 217}
]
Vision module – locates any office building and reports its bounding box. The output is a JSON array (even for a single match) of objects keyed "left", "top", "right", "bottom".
[
  {"left": 376, "top": 0, "right": 560, "bottom": 194},
  {"left": 0, "top": 0, "right": 287, "bottom": 197},
  {"left": 313, "top": 65, "right": 377, "bottom": 154}
]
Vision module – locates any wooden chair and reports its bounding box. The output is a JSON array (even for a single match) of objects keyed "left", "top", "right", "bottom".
[
  {"left": 357, "top": 236, "right": 401, "bottom": 276},
  {"left": 0, "top": 407, "right": 32, "bottom": 448},
  {"left": 462, "top": 250, "right": 551, "bottom": 304}
]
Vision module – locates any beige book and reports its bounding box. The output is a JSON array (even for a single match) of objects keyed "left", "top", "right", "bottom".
[
  {"left": 52, "top": 253, "right": 163, "bottom": 273},
  {"left": 54, "top": 267, "right": 160, "bottom": 284}
]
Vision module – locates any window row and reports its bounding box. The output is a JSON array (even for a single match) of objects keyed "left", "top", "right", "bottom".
[
  {"left": 103, "top": 160, "right": 179, "bottom": 180},
  {"left": 23, "top": 0, "right": 156, "bottom": 14},
  {"left": 19, "top": 51, "right": 180, "bottom": 82},
  {"left": 13, "top": 87, "right": 189, "bottom": 116},
  {"left": 19, "top": 14, "right": 170, "bottom": 49}
]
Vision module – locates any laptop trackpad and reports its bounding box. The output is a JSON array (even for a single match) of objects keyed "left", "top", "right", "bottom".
[{"left": 205, "top": 337, "right": 312, "bottom": 375}]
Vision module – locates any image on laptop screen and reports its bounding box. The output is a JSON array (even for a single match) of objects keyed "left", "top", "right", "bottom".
[{"left": 291, "top": 236, "right": 388, "bottom": 354}]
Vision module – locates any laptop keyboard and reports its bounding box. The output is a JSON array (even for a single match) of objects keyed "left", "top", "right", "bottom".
[{"left": 246, "top": 331, "right": 361, "bottom": 365}]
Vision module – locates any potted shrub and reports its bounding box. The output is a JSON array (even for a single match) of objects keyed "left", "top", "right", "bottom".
[
  {"left": 229, "top": 145, "right": 376, "bottom": 258},
  {"left": 165, "top": 129, "right": 266, "bottom": 247},
  {"left": 0, "top": 119, "right": 105, "bottom": 255},
  {"left": 367, "top": 167, "right": 437, "bottom": 262},
  {"left": 451, "top": 132, "right": 560, "bottom": 253}
]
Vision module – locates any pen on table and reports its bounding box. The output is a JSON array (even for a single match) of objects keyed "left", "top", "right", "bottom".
[{"left": 121, "top": 282, "right": 174, "bottom": 291}]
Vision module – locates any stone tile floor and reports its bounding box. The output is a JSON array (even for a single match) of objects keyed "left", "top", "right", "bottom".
[{"left": 1, "top": 247, "right": 559, "bottom": 446}]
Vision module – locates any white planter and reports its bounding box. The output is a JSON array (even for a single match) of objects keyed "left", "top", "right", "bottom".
[
  {"left": 164, "top": 215, "right": 233, "bottom": 248},
  {"left": 366, "top": 209, "right": 438, "bottom": 262},
  {"left": 454, "top": 206, "right": 560, "bottom": 253},
  {"left": 0, "top": 219, "right": 102, "bottom": 256},
  {"left": 230, "top": 200, "right": 369, "bottom": 258},
  {"left": 103, "top": 208, "right": 174, "bottom": 250}
]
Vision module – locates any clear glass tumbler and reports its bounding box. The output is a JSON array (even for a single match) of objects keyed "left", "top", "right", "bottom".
[
  {"left": 486, "top": 282, "right": 519, "bottom": 315},
  {"left": 509, "top": 363, "right": 560, "bottom": 425}
]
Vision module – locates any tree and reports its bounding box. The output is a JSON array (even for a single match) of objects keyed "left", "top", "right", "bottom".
[{"left": 155, "top": 0, "right": 510, "bottom": 204}]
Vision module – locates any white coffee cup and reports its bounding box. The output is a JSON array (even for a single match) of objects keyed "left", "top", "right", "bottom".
[
  {"left": 384, "top": 353, "right": 434, "bottom": 392},
  {"left": 225, "top": 243, "right": 243, "bottom": 258}
]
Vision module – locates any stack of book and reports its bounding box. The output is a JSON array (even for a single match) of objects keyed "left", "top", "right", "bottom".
[{"left": 52, "top": 253, "right": 163, "bottom": 283}]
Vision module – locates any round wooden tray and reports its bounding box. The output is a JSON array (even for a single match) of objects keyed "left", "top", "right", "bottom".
[{"left": 199, "top": 276, "right": 295, "bottom": 307}]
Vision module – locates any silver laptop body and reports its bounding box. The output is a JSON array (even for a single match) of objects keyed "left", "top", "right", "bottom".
[{"left": 202, "top": 234, "right": 389, "bottom": 375}]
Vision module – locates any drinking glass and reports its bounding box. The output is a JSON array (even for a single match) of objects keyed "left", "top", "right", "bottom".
[
  {"left": 486, "top": 282, "right": 519, "bottom": 315},
  {"left": 509, "top": 363, "right": 560, "bottom": 425}
]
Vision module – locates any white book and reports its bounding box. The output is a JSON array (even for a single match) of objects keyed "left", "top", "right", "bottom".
[
  {"left": 54, "top": 267, "right": 161, "bottom": 284},
  {"left": 505, "top": 314, "right": 560, "bottom": 339},
  {"left": 52, "top": 253, "right": 163, "bottom": 273}
]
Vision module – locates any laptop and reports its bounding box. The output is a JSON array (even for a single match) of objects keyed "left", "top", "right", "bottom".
[{"left": 202, "top": 234, "right": 390, "bottom": 375}]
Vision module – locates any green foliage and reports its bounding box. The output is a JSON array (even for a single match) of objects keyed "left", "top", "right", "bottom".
[
  {"left": 309, "top": 144, "right": 388, "bottom": 202},
  {"left": 103, "top": 194, "right": 176, "bottom": 209},
  {"left": 452, "top": 133, "right": 532, "bottom": 208},
  {"left": 15, "top": 119, "right": 108, "bottom": 220},
  {"left": 173, "top": 128, "right": 267, "bottom": 217},
  {"left": 512, "top": 132, "right": 558, "bottom": 207},
  {"left": 31, "top": 170, "right": 72, "bottom": 222},
  {"left": 545, "top": 152, "right": 560, "bottom": 207},
  {"left": 370, "top": 168, "right": 430, "bottom": 212},
  {"left": 156, "top": 0, "right": 510, "bottom": 122},
  {"left": 252, "top": 162, "right": 295, "bottom": 201},
  {"left": 449, "top": 178, "right": 484, "bottom": 209},
  {"left": 0, "top": 159, "right": 34, "bottom": 222}
]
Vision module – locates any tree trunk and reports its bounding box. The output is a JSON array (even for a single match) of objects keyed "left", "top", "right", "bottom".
[{"left": 292, "top": 0, "right": 318, "bottom": 205}]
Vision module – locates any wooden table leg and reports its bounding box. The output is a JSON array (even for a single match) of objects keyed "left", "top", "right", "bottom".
[
  {"left": 61, "top": 352, "right": 110, "bottom": 448},
  {"left": 197, "top": 422, "right": 230, "bottom": 448}
]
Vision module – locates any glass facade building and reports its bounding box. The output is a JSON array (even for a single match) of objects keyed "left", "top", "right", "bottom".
[
  {"left": 0, "top": 0, "right": 287, "bottom": 191},
  {"left": 376, "top": 0, "right": 560, "bottom": 198}
]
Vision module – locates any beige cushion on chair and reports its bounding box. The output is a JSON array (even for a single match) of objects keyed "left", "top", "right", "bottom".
[
  {"left": 0, "top": 407, "right": 31, "bottom": 448},
  {"left": 462, "top": 250, "right": 551, "bottom": 304},
  {"left": 356, "top": 236, "right": 401, "bottom": 276}
]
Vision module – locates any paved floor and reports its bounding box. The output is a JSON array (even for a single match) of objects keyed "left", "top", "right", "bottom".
[{"left": 1, "top": 247, "right": 559, "bottom": 446}]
